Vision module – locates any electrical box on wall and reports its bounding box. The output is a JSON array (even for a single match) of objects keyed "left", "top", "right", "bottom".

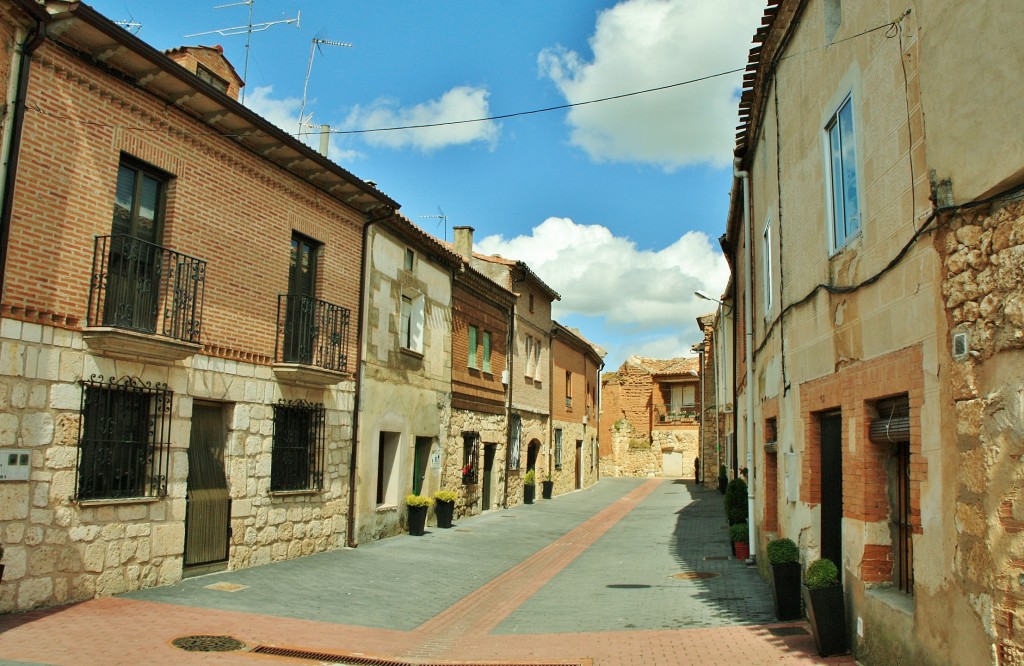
[{"left": 0, "top": 449, "right": 31, "bottom": 481}]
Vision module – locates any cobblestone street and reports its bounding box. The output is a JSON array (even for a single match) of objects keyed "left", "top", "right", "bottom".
[{"left": 0, "top": 479, "right": 856, "bottom": 665}]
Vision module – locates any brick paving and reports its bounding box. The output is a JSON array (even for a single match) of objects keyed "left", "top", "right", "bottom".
[{"left": 0, "top": 478, "right": 857, "bottom": 665}]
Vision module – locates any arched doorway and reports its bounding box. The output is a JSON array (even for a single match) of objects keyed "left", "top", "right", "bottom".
[{"left": 527, "top": 440, "right": 540, "bottom": 472}]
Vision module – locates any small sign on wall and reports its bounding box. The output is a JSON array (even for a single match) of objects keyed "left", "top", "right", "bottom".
[
  {"left": 0, "top": 449, "right": 31, "bottom": 481},
  {"left": 430, "top": 450, "right": 442, "bottom": 469}
]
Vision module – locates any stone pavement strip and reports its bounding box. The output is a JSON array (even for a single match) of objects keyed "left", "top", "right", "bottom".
[{"left": 0, "top": 479, "right": 857, "bottom": 666}]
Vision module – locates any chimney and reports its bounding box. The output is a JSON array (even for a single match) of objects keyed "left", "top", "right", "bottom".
[{"left": 453, "top": 226, "right": 474, "bottom": 260}]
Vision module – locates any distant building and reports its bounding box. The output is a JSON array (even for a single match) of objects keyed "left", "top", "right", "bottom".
[
  {"left": 550, "top": 322, "right": 604, "bottom": 495},
  {"left": 599, "top": 357, "right": 701, "bottom": 478}
]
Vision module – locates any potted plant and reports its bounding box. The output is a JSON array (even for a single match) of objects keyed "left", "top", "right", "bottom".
[
  {"left": 724, "top": 477, "right": 748, "bottom": 525},
  {"left": 523, "top": 470, "right": 536, "bottom": 504},
  {"left": 718, "top": 464, "right": 728, "bottom": 494},
  {"left": 767, "top": 537, "right": 802, "bottom": 621},
  {"left": 803, "top": 558, "right": 848, "bottom": 657},
  {"left": 433, "top": 490, "right": 457, "bottom": 528},
  {"left": 405, "top": 494, "right": 433, "bottom": 536},
  {"left": 730, "top": 523, "right": 749, "bottom": 560},
  {"left": 541, "top": 473, "right": 554, "bottom": 500}
]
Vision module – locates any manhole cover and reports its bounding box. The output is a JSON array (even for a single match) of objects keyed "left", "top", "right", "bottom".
[
  {"left": 172, "top": 635, "right": 245, "bottom": 652},
  {"left": 205, "top": 582, "right": 248, "bottom": 592},
  {"left": 671, "top": 572, "right": 719, "bottom": 580}
]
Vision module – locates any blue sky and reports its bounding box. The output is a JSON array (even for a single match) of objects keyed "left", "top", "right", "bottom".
[{"left": 87, "top": 0, "right": 764, "bottom": 371}]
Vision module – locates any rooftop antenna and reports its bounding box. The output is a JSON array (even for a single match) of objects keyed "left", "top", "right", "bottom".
[
  {"left": 299, "top": 36, "right": 353, "bottom": 137},
  {"left": 114, "top": 15, "right": 142, "bottom": 35},
  {"left": 185, "top": 0, "right": 301, "bottom": 103},
  {"left": 419, "top": 207, "right": 448, "bottom": 242}
]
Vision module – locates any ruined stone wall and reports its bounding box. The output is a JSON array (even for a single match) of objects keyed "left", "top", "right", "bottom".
[
  {"left": 0, "top": 321, "right": 351, "bottom": 613},
  {"left": 942, "top": 197, "right": 1024, "bottom": 663},
  {"left": 604, "top": 418, "right": 659, "bottom": 477},
  {"left": 652, "top": 427, "right": 699, "bottom": 478}
]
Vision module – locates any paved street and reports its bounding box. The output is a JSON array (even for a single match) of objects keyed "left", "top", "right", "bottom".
[{"left": 0, "top": 479, "right": 855, "bottom": 665}]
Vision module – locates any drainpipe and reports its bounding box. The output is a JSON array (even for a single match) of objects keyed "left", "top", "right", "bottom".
[
  {"left": 0, "top": 23, "right": 45, "bottom": 301},
  {"left": 734, "top": 157, "right": 756, "bottom": 564},
  {"left": 347, "top": 208, "right": 393, "bottom": 547}
]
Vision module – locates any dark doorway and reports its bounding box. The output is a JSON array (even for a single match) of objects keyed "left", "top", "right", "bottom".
[
  {"left": 184, "top": 403, "right": 230, "bottom": 574},
  {"left": 283, "top": 232, "right": 320, "bottom": 364},
  {"left": 412, "top": 436, "right": 431, "bottom": 496},
  {"left": 575, "top": 440, "right": 583, "bottom": 489},
  {"left": 527, "top": 440, "right": 540, "bottom": 472},
  {"left": 820, "top": 411, "right": 843, "bottom": 576},
  {"left": 482, "top": 444, "right": 496, "bottom": 511}
]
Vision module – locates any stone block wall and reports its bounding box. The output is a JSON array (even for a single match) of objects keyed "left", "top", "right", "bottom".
[
  {"left": 0, "top": 319, "right": 352, "bottom": 613},
  {"left": 445, "top": 408, "right": 506, "bottom": 516}
]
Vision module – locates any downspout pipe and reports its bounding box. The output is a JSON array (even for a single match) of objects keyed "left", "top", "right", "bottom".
[
  {"left": 347, "top": 208, "right": 393, "bottom": 547},
  {"left": 0, "top": 22, "right": 45, "bottom": 301},
  {"left": 734, "top": 157, "right": 756, "bottom": 564}
]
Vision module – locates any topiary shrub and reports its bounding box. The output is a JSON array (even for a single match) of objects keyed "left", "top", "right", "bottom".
[
  {"left": 729, "top": 523, "right": 749, "bottom": 543},
  {"left": 724, "top": 478, "right": 748, "bottom": 525},
  {"left": 804, "top": 558, "right": 839, "bottom": 589},
  {"left": 767, "top": 538, "right": 800, "bottom": 565}
]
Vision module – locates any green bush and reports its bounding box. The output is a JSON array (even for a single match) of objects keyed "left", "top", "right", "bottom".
[
  {"left": 433, "top": 490, "right": 458, "bottom": 503},
  {"left": 405, "top": 494, "right": 433, "bottom": 507},
  {"left": 804, "top": 558, "right": 839, "bottom": 589},
  {"left": 724, "top": 478, "right": 748, "bottom": 525},
  {"left": 523, "top": 470, "right": 536, "bottom": 486},
  {"left": 766, "top": 538, "right": 800, "bottom": 565},
  {"left": 729, "top": 523, "right": 749, "bottom": 543}
]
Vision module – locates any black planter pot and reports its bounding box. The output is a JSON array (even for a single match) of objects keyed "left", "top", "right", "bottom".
[
  {"left": 718, "top": 476, "right": 728, "bottom": 494},
  {"left": 524, "top": 484, "right": 535, "bottom": 504},
  {"left": 541, "top": 480, "right": 554, "bottom": 499},
  {"left": 408, "top": 505, "right": 428, "bottom": 536},
  {"left": 435, "top": 500, "right": 454, "bottom": 528},
  {"left": 771, "top": 562, "right": 803, "bottom": 621},
  {"left": 804, "top": 583, "right": 849, "bottom": 657}
]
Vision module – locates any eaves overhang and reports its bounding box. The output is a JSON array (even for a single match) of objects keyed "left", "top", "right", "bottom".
[{"left": 36, "top": 1, "right": 398, "bottom": 216}]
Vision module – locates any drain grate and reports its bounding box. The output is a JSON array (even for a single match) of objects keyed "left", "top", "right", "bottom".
[
  {"left": 172, "top": 635, "right": 245, "bottom": 652},
  {"left": 251, "top": 645, "right": 583, "bottom": 666},
  {"left": 768, "top": 626, "right": 810, "bottom": 637},
  {"left": 671, "top": 572, "right": 719, "bottom": 580}
]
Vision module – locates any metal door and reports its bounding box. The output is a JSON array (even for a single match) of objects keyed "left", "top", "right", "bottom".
[
  {"left": 482, "top": 445, "right": 495, "bottom": 511},
  {"left": 413, "top": 437, "right": 431, "bottom": 496},
  {"left": 575, "top": 440, "right": 583, "bottom": 489},
  {"left": 820, "top": 412, "right": 843, "bottom": 574},
  {"left": 184, "top": 404, "right": 230, "bottom": 569}
]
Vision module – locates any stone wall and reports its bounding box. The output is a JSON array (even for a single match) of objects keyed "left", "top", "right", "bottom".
[
  {"left": 0, "top": 319, "right": 351, "bottom": 613},
  {"left": 942, "top": 198, "right": 1024, "bottom": 661},
  {"left": 652, "top": 427, "right": 699, "bottom": 478},
  {"left": 445, "top": 407, "right": 506, "bottom": 516},
  {"left": 603, "top": 418, "right": 659, "bottom": 477}
]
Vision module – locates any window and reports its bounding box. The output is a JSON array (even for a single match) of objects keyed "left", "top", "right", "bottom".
[
  {"left": 377, "top": 431, "right": 400, "bottom": 504},
  {"left": 196, "top": 63, "right": 229, "bottom": 93},
  {"left": 482, "top": 331, "right": 492, "bottom": 373},
  {"left": 763, "top": 216, "right": 773, "bottom": 312},
  {"left": 554, "top": 429, "right": 563, "bottom": 470},
  {"left": 468, "top": 325, "right": 478, "bottom": 369},
  {"left": 400, "top": 292, "right": 425, "bottom": 353},
  {"left": 283, "top": 233, "right": 321, "bottom": 364},
  {"left": 533, "top": 338, "right": 542, "bottom": 379},
  {"left": 565, "top": 371, "right": 572, "bottom": 408},
  {"left": 872, "top": 395, "right": 913, "bottom": 594},
  {"left": 508, "top": 415, "right": 522, "bottom": 471},
  {"left": 271, "top": 399, "right": 325, "bottom": 491},
  {"left": 682, "top": 385, "right": 696, "bottom": 405},
  {"left": 76, "top": 376, "right": 173, "bottom": 500},
  {"left": 404, "top": 248, "right": 415, "bottom": 272},
  {"left": 113, "top": 158, "right": 165, "bottom": 243},
  {"left": 524, "top": 336, "right": 533, "bottom": 377},
  {"left": 826, "top": 96, "right": 860, "bottom": 251},
  {"left": 528, "top": 293, "right": 535, "bottom": 313},
  {"left": 462, "top": 432, "right": 479, "bottom": 484}
]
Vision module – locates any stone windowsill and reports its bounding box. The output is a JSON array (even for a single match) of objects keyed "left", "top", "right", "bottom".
[
  {"left": 272, "top": 363, "right": 351, "bottom": 387},
  {"left": 83, "top": 327, "right": 201, "bottom": 362},
  {"left": 76, "top": 496, "right": 162, "bottom": 507},
  {"left": 268, "top": 489, "right": 321, "bottom": 498},
  {"left": 376, "top": 504, "right": 398, "bottom": 513},
  {"left": 865, "top": 584, "right": 915, "bottom": 616},
  {"left": 399, "top": 347, "right": 424, "bottom": 360}
]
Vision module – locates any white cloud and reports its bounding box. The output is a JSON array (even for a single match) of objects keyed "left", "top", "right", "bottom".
[
  {"left": 342, "top": 86, "right": 500, "bottom": 152},
  {"left": 476, "top": 217, "right": 728, "bottom": 355},
  {"left": 538, "top": 0, "right": 764, "bottom": 169},
  {"left": 245, "top": 85, "right": 362, "bottom": 162}
]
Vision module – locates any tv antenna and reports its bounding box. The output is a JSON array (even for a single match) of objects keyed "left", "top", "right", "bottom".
[
  {"left": 419, "top": 207, "right": 448, "bottom": 242},
  {"left": 114, "top": 14, "right": 142, "bottom": 35},
  {"left": 185, "top": 1, "right": 301, "bottom": 103},
  {"left": 299, "top": 36, "right": 353, "bottom": 137}
]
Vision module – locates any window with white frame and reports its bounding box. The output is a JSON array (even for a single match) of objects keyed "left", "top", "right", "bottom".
[
  {"left": 524, "top": 335, "right": 533, "bottom": 377},
  {"left": 763, "top": 216, "right": 773, "bottom": 312},
  {"left": 468, "top": 325, "right": 478, "bottom": 369},
  {"left": 482, "top": 331, "right": 491, "bottom": 373},
  {"left": 399, "top": 292, "right": 425, "bottom": 353},
  {"left": 825, "top": 96, "right": 861, "bottom": 252}
]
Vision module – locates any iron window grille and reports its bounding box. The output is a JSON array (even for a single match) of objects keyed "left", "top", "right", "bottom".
[
  {"left": 276, "top": 294, "right": 351, "bottom": 372},
  {"left": 88, "top": 235, "right": 206, "bottom": 343},
  {"left": 462, "top": 432, "right": 479, "bottom": 485},
  {"left": 271, "top": 399, "right": 326, "bottom": 492},
  {"left": 554, "top": 428, "right": 563, "bottom": 470},
  {"left": 76, "top": 375, "right": 173, "bottom": 500},
  {"left": 508, "top": 415, "right": 522, "bottom": 471}
]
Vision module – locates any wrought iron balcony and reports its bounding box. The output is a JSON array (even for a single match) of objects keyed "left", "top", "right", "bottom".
[
  {"left": 87, "top": 234, "right": 206, "bottom": 343},
  {"left": 275, "top": 294, "right": 351, "bottom": 373},
  {"left": 654, "top": 403, "right": 699, "bottom": 424}
]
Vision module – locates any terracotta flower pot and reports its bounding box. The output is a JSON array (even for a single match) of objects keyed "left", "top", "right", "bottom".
[{"left": 734, "top": 541, "right": 750, "bottom": 560}]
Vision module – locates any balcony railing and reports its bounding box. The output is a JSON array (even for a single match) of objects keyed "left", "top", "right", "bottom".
[
  {"left": 654, "top": 403, "right": 699, "bottom": 423},
  {"left": 88, "top": 234, "right": 206, "bottom": 343},
  {"left": 276, "top": 294, "right": 351, "bottom": 373}
]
